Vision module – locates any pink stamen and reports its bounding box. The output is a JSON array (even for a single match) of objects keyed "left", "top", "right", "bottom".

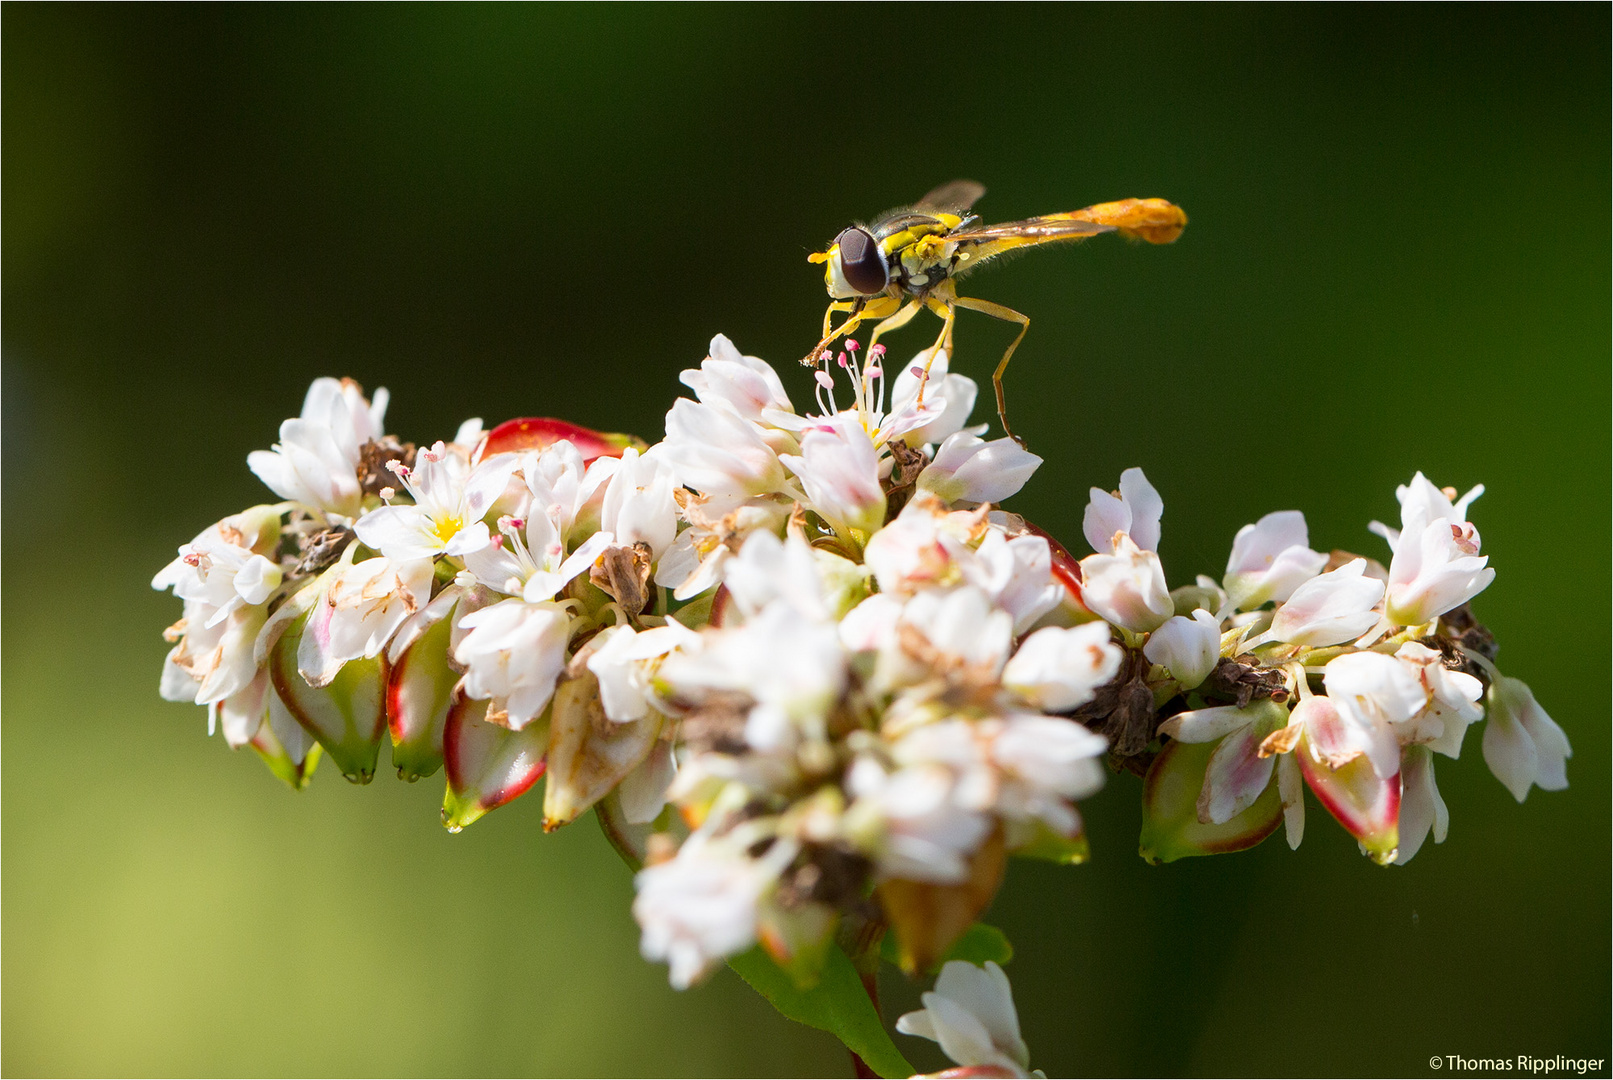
[
  {"left": 870, "top": 344, "right": 887, "bottom": 359},
  {"left": 815, "top": 370, "right": 835, "bottom": 389},
  {"left": 845, "top": 339, "right": 859, "bottom": 352}
]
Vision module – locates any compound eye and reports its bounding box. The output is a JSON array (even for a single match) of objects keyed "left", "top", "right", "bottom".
[{"left": 835, "top": 227, "right": 888, "bottom": 295}]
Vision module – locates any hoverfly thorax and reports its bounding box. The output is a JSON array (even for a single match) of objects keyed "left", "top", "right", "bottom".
[{"left": 824, "top": 225, "right": 890, "bottom": 299}]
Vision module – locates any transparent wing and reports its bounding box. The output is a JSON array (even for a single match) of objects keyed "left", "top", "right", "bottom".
[
  {"left": 914, "top": 179, "right": 987, "bottom": 215},
  {"left": 945, "top": 217, "right": 1116, "bottom": 244}
]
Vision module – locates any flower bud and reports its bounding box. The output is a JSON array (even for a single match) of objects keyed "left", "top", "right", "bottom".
[
  {"left": 269, "top": 603, "right": 387, "bottom": 784},
  {"left": 544, "top": 655, "right": 665, "bottom": 831},
  {"left": 441, "top": 695, "right": 549, "bottom": 831},
  {"left": 1295, "top": 724, "right": 1400, "bottom": 865},
  {"left": 1143, "top": 608, "right": 1221, "bottom": 688},
  {"left": 386, "top": 611, "right": 455, "bottom": 782},
  {"left": 1139, "top": 738, "right": 1283, "bottom": 864},
  {"left": 1482, "top": 675, "right": 1571, "bottom": 802}
]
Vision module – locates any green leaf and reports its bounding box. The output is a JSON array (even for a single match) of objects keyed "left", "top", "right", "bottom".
[
  {"left": 879, "top": 920, "right": 1013, "bottom": 971},
  {"left": 728, "top": 944, "right": 913, "bottom": 1079}
]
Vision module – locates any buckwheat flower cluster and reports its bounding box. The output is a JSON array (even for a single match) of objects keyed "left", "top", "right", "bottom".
[
  {"left": 153, "top": 339, "right": 1568, "bottom": 1025},
  {"left": 1089, "top": 468, "right": 1570, "bottom": 867}
]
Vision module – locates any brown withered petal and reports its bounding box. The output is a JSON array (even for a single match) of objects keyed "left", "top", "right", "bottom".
[
  {"left": 1202, "top": 656, "right": 1289, "bottom": 709},
  {"left": 1070, "top": 647, "right": 1157, "bottom": 759},
  {"left": 775, "top": 844, "right": 873, "bottom": 910},
  {"left": 1435, "top": 602, "right": 1498, "bottom": 684},
  {"left": 882, "top": 440, "right": 930, "bottom": 520},
  {"left": 589, "top": 542, "right": 655, "bottom": 615},
  {"left": 677, "top": 694, "right": 751, "bottom": 755},
  {"left": 294, "top": 526, "right": 354, "bottom": 576},
  {"left": 356, "top": 437, "right": 416, "bottom": 497}
]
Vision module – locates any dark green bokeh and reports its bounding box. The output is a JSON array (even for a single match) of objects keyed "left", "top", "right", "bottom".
[{"left": 4, "top": 5, "right": 1608, "bottom": 1076}]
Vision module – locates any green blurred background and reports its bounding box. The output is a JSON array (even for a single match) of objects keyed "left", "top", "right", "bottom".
[{"left": 4, "top": 5, "right": 1608, "bottom": 1076}]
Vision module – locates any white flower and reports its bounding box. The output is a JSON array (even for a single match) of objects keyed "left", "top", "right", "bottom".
[
  {"left": 653, "top": 496, "right": 789, "bottom": 602},
  {"left": 896, "top": 961, "right": 1034, "bottom": 1078},
  {"left": 353, "top": 443, "right": 518, "bottom": 561},
  {"left": 844, "top": 758, "right": 990, "bottom": 884},
  {"left": 633, "top": 831, "right": 788, "bottom": 989},
  {"left": 1369, "top": 473, "right": 1494, "bottom": 626},
  {"left": 720, "top": 530, "right": 831, "bottom": 623},
  {"left": 1269, "top": 559, "right": 1385, "bottom": 647},
  {"left": 1003, "top": 623, "right": 1122, "bottom": 712},
  {"left": 1391, "top": 642, "right": 1484, "bottom": 758},
  {"left": 960, "top": 530, "right": 1062, "bottom": 635},
  {"left": 659, "top": 603, "right": 846, "bottom": 750},
  {"left": 1383, "top": 520, "right": 1493, "bottom": 626},
  {"left": 151, "top": 506, "right": 285, "bottom": 629},
  {"left": 1482, "top": 675, "right": 1571, "bottom": 802},
  {"left": 661, "top": 398, "right": 787, "bottom": 499},
  {"left": 901, "top": 585, "right": 1015, "bottom": 674},
  {"left": 526, "top": 440, "right": 613, "bottom": 535},
  {"left": 453, "top": 599, "right": 573, "bottom": 729},
  {"left": 247, "top": 377, "right": 388, "bottom": 520},
  {"left": 679, "top": 334, "right": 795, "bottom": 424},
  {"left": 159, "top": 599, "right": 266, "bottom": 707},
  {"left": 862, "top": 494, "right": 977, "bottom": 596},
  {"left": 323, "top": 555, "right": 434, "bottom": 668},
  {"left": 775, "top": 339, "right": 945, "bottom": 456},
  {"left": 1078, "top": 532, "right": 1173, "bottom": 633},
  {"left": 599, "top": 446, "right": 679, "bottom": 560},
  {"left": 462, "top": 444, "right": 618, "bottom": 602},
  {"left": 778, "top": 414, "right": 887, "bottom": 536},
  {"left": 587, "top": 621, "right": 701, "bottom": 723},
  {"left": 988, "top": 713, "right": 1109, "bottom": 819},
  {"left": 1143, "top": 608, "right": 1222, "bottom": 688},
  {"left": 1083, "top": 467, "right": 1162, "bottom": 553},
  {"left": 917, "top": 431, "right": 1042, "bottom": 506},
  {"left": 887, "top": 348, "right": 980, "bottom": 449},
  {"left": 1223, "top": 510, "right": 1327, "bottom": 611},
  {"left": 1322, "top": 651, "right": 1425, "bottom": 779},
  {"left": 1394, "top": 744, "right": 1450, "bottom": 865}
]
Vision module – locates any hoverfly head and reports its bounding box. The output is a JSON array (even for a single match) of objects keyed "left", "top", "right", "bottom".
[{"left": 821, "top": 225, "right": 889, "bottom": 299}]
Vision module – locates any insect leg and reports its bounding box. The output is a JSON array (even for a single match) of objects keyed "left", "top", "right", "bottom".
[
  {"left": 950, "top": 294, "right": 1031, "bottom": 446},
  {"left": 863, "top": 298, "right": 924, "bottom": 359},
  {"left": 803, "top": 299, "right": 867, "bottom": 367},
  {"left": 821, "top": 300, "right": 858, "bottom": 340},
  {"left": 913, "top": 297, "right": 957, "bottom": 408}
]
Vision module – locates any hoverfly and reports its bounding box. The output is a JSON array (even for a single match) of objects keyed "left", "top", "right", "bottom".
[{"left": 805, "top": 180, "right": 1187, "bottom": 443}]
